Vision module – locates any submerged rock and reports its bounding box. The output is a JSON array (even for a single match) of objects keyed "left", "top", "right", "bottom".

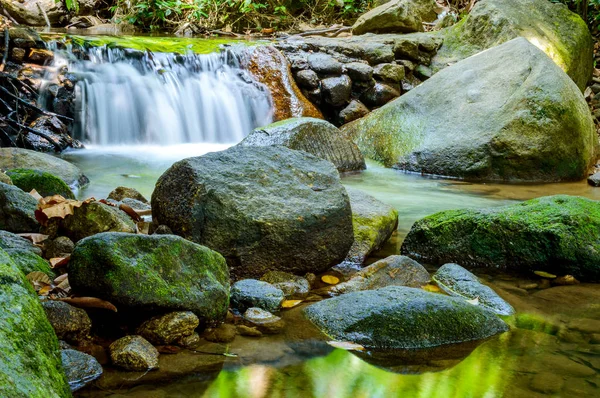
[
  {"left": 239, "top": 117, "right": 366, "bottom": 172},
  {"left": 152, "top": 146, "right": 354, "bottom": 279},
  {"left": 69, "top": 233, "right": 230, "bottom": 320},
  {"left": 231, "top": 279, "right": 285, "bottom": 313},
  {"left": 42, "top": 300, "right": 92, "bottom": 343},
  {"left": 61, "top": 201, "right": 136, "bottom": 241},
  {"left": 260, "top": 271, "right": 310, "bottom": 299},
  {"left": 0, "top": 249, "right": 71, "bottom": 397},
  {"left": 352, "top": 0, "right": 437, "bottom": 35},
  {"left": 0, "top": 230, "right": 52, "bottom": 275},
  {"left": 402, "top": 195, "right": 600, "bottom": 282},
  {"left": 109, "top": 335, "right": 159, "bottom": 371},
  {"left": 243, "top": 307, "right": 285, "bottom": 334},
  {"left": 304, "top": 286, "right": 508, "bottom": 349},
  {"left": 343, "top": 38, "right": 595, "bottom": 182},
  {"left": 137, "top": 312, "right": 199, "bottom": 345},
  {"left": 345, "top": 187, "right": 398, "bottom": 264},
  {"left": 6, "top": 168, "right": 75, "bottom": 199},
  {"left": 61, "top": 349, "right": 103, "bottom": 392},
  {"left": 204, "top": 324, "right": 237, "bottom": 343},
  {"left": 433, "top": 263, "right": 514, "bottom": 316},
  {"left": 0, "top": 182, "right": 39, "bottom": 233}
]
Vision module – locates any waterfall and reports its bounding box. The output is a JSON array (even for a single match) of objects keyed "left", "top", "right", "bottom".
[{"left": 42, "top": 42, "right": 273, "bottom": 146}]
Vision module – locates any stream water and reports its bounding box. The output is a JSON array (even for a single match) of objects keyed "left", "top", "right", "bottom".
[{"left": 42, "top": 36, "right": 599, "bottom": 397}]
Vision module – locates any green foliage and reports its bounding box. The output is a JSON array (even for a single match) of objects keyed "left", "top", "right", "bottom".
[
  {"left": 58, "top": 0, "right": 79, "bottom": 12},
  {"left": 553, "top": 0, "right": 600, "bottom": 27}
]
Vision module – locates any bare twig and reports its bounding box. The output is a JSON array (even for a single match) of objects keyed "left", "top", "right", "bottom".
[
  {"left": 36, "top": 2, "right": 51, "bottom": 29},
  {"left": 1, "top": 114, "right": 63, "bottom": 152},
  {"left": 0, "top": 85, "right": 73, "bottom": 122},
  {"left": 296, "top": 26, "right": 350, "bottom": 37},
  {"left": 1, "top": 8, "right": 19, "bottom": 25},
  {"left": 0, "top": 28, "right": 8, "bottom": 72}
]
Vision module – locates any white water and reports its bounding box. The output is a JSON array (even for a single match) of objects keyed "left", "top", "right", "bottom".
[{"left": 42, "top": 43, "right": 273, "bottom": 146}]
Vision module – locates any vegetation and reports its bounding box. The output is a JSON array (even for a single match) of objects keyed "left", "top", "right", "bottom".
[{"left": 554, "top": 0, "right": 600, "bottom": 28}]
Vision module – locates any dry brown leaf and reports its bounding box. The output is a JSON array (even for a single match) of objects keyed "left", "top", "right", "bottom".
[
  {"left": 136, "top": 221, "right": 151, "bottom": 235},
  {"left": 53, "top": 273, "right": 68, "bottom": 285},
  {"left": 56, "top": 278, "right": 71, "bottom": 293},
  {"left": 327, "top": 341, "right": 365, "bottom": 351},
  {"left": 119, "top": 204, "right": 142, "bottom": 222},
  {"left": 38, "top": 285, "right": 52, "bottom": 296},
  {"left": 50, "top": 256, "right": 70, "bottom": 269},
  {"left": 321, "top": 275, "right": 340, "bottom": 285},
  {"left": 29, "top": 189, "right": 43, "bottom": 201},
  {"left": 56, "top": 297, "right": 118, "bottom": 312},
  {"left": 17, "top": 233, "right": 49, "bottom": 244},
  {"left": 281, "top": 299, "right": 303, "bottom": 309},
  {"left": 26, "top": 271, "right": 52, "bottom": 286}
]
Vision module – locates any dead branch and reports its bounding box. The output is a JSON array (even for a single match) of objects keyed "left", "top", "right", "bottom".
[{"left": 0, "top": 28, "right": 7, "bottom": 72}]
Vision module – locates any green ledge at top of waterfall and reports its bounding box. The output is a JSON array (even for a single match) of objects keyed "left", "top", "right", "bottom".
[{"left": 41, "top": 33, "right": 260, "bottom": 54}]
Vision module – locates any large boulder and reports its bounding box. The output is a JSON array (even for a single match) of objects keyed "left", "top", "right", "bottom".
[
  {"left": 0, "top": 0, "right": 66, "bottom": 26},
  {"left": 6, "top": 168, "right": 75, "bottom": 199},
  {"left": 0, "top": 182, "right": 39, "bottom": 233},
  {"left": 401, "top": 195, "right": 600, "bottom": 282},
  {"left": 342, "top": 38, "right": 595, "bottom": 182},
  {"left": 0, "top": 230, "right": 52, "bottom": 276},
  {"left": 0, "top": 148, "right": 89, "bottom": 190},
  {"left": 345, "top": 187, "right": 398, "bottom": 264},
  {"left": 60, "top": 201, "right": 136, "bottom": 242},
  {"left": 68, "top": 233, "right": 230, "bottom": 320},
  {"left": 304, "top": 286, "right": 508, "bottom": 349},
  {"left": 434, "top": 0, "right": 593, "bottom": 91},
  {"left": 352, "top": 0, "right": 437, "bottom": 35},
  {"left": 0, "top": 249, "right": 71, "bottom": 397},
  {"left": 152, "top": 146, "right": 354, "bottom": 279},
  {"left": 239, "top": 117, "right": 366, "bottom": 173}
]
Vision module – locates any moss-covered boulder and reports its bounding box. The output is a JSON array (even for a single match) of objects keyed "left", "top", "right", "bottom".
[
  {"left": 345, "top": 187, "right": 398, "bottom": 264},
  {"left": 434, "top": 0, "right": 593, "bottom": 91},
  {"left": 0, "top": 249, "right": 71, "bottom": 398},
  {"left": 61, "top": 201, "right": 136, "bottom": 242},
  {"left": 0, "top": 182, "right": 39, "bottom": 233},
  {"left": 0, "top": 230, "right": 52, "bottom": 276},
  {"left": 152, "top": 146, "right": 354, "bottom": 279},
  {"left": 342, "top": 38, "right": 595, "bottom": 182},
  {"left": 69, "top": 233, "right": 230, "bottom": 320},
  {"left": 352, "top": 0, "right": 437, "bottom": 35},
  {"left": 239, "top": 118, "right": 366, "bottom": 173},
  {"left": 305, "top": 286, "right": 508, "bottom": 349},
  {"left": 0, "top": 148, "right": 88, "bottom": 190},
  {"left": 6, "top": 168, "right": 75, "bottom": 199},
  {"left": 402, "top": 195, "right": 600, "bottom": 282}
]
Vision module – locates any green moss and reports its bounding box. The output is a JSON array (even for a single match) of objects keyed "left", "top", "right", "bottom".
[{"left": 6, "top": 168, "right": 74, "bottom": 199}]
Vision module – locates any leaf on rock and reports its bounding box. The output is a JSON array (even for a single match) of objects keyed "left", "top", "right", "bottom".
[
  {"left": 49, "top": 256, "right": 70, "bottom": 269},
  {"left": 35, "top": 195, "right": 86, "bottom": 226},
  {"left": 466, "top": 297, "right": 479, "bottom": 306},
  {"left": 56, "top": 297, "right": 118, "bottom": 312},
  {"left": 119, "top": 204, "right": 142, "bottom": 222},
  {"left": 422, "top": 284, "right": 441, "bottom": 293},
  {"left": 56, "top": 278, "right": 71, "bottom": 294},
  {"left": 17, "top": 233, "right": 49, "bottom": 244},
  {"left": 534, "top": 271, "right": 557, "bottom": 279},
  {"left": 281, "top": 299, "right": 303, "bottom": 309},
  {"left": 26, "top": 271, "right": 52, "bottom": 286},
  {"left": 53, "top": 273, "right": 68, "bottom": 285},
  {"left": 29, "top": 189, "right": 43, "bottom": 201},
  {"left": 327, "top": 341, "right": 365, "bottom": 351},
  {"left": 321, "top": 275, "right": 340, "bottom": 285}
]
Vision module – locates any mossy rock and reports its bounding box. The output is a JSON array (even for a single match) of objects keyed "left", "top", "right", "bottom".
[
  {"left": 69, "top": 233, "right": 230, "bottom": 321},
  {"left": 61, "top": 201, "right": 136, "bottom": 242},
  {"left": 6, "top": 168, "right": 75, "bottom": 199},
  {"left": 0, "top": 230, "right": 52, "bottom": 276},
  {"left": 0, "top": 249, "right": 71, "bottom": 398},
  {"left": 0, "top": 182, "right": 39, "bottom": 233},
  {"left": 304, "top": 286, "right": 508, "bottom": 349},
  {"left": 434, "top": 0, "right": 593, "bottom": 91},
  {"left": 342, "top": 38, "right": 595, "bottom": 182},
  {"left": 401, "top": 195, "right": 600, "bottom": 282}
]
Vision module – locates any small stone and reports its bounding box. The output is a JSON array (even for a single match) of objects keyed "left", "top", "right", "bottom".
[
  {"left": 344, "top": 62, "right": 374, "bottom": 82},
  {"left": 373, "top": 63, "right": 405, "bottom": 83},
  {"left": 109, "top": 335, "right": 159, "bottom": 371},
  {"left": 260, "top": 271, "right": 310, "bottom": 299},
  {"left": 243, "top": 307, "right": 285, "bottom": 334},
  {"left": 529, "top": 372, "right": 564, "bottom": 394},
  {"left": 397, "top": 59, "right": 415, "bottom": 71},
  {"left": 553, "top": 275, "right": 580, "bottom": 286},
  {"left": 152, "top": 224, "right": 173, "bottom": 235},
  {"left": 236, "top": 325, "right": 262, "bottom": 337},
  {"left": 321, "top": 75, "right": 352, "bottom": 107},
  {"left": 295, "top": 69, "right": 320, "bottom": 89},
  {"left": 360, "top": 82, "right": 400, "bottom": 108},
  {"left": 307, "top": 53, "right": 343, "bottom": 75},
  {"left": 519, "top": 283, "right": 538, "bottom": 290},
  {"left": 231, "top": 279, "right": 285, "bottom": 313},
  {"left": 61, "top": 349, "right": 103, "bottom": 392},
  {"left": 108, "top": 186, "right": 148, "bottom": 203},
  {"left": 394, "top": 39, "right": 420, "bottom": 61},
  {"left": 11, "top": 47, "right": 26, "bottom": 63},
  {"left": 305, "top": 273, "right": 317, "bottom": 288},
  {"left": 338, "top": 100, "right": 370, "bottom": 124},
  {"left": 42, "top": 301, "right": 91, "bottom": 344},
  {"left": 28, "top": 48, "right": 54, "bottom": 64},
  {"left": 137, "top": 311, "right": 199, "bottom": 345},
  {"left": 44, "top": 236, "right": 75, "bottom": 259},
  {"left": 204, "top": 324, "right": 237, "bottom": 343},
  {"left": 588, "top": 172, "right": 600, "bottom": 186},
  {"left": 414, "top": 65, "right": 433, "bottom": 80},
  {"left": 176, "top": 332, "right": 201, "bottom": 348}
]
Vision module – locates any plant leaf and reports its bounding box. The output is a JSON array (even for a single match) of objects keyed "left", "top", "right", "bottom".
[
  {"left": 281, "top": 299, "right": 303, "bottom": 308},
  {"left": 321, "top": 275, "right": 340, "bottom": 285},
  {"left": 56, "top": 297, "right": 118, "bottom": 312}
]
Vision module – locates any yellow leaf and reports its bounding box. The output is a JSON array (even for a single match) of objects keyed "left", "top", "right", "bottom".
[
  {"left": 422, "top": 284, "right": 441, "bottom": 293},
  {"left": 534, "top": 271, "right": 557, "bottom": 279},
  {"left": 321, "top": 275, "right": 340, "bottom": 285},
  {"left": 26, "top": 271, "right": 51, "bottom": 286},
  {"left": 38, "top": 285, "right": 52, "bottom": 296},
  {"left": 466, "top": 297, "right": 479, "bottom": 306},
  {"left": 281, "top": 300, "right": 302, "bottom": 309},
  {"left": 327, "top": 341, "right": 365, "bottom": 351}
]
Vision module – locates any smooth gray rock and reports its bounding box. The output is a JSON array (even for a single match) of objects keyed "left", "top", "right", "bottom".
[
  {"left": 339, "top": 100, "right": 370, "bottom": 124},
  {"left": 321, "top": 75, "right": 352, "bottom": 107},
  {"left": 360, "top": 82, "right": 400, "bottom": 108},
  {"left": 588, "top": 172, "right": 600, "bottom": 187},
  {"left": 61, "top": 349, "right": 102, "bottom": 392},
  {"left": 295, "top": 69, "right": 320, "bottom": 89},
  {"left": 307, "top": 52, "right": 343, "bottom": 75},
  {"left": 344, "top": 62, "right": 374, "bottom": 82},
  {"left": 107, "top": 186, "right": 148, "bottom": 203},
  {"left": 0, "top": 182, "right": 39, "bottom": 233},
  {"left": 243, "top": 307, "right": 285, "bottom": 334},
  {"left": 260, "top": 271, "right": 310, "bottom": 299},
  {"left": 231, "top": 279, "right": 285, "bottom": 313}
]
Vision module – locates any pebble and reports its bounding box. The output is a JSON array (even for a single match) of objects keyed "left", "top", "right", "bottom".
[{"left": 109, "top": 335, "right": 159, "bottom": 371}]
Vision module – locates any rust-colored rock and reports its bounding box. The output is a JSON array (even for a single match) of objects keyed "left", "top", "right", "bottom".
[
  {"left": 28, "top": 48, "right": 54, "bottom": 64},
  {"left": 244, "top": 46, "right": 322, "bottom": 121}
]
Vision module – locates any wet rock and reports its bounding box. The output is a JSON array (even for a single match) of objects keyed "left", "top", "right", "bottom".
[
  {"left": 204, "top": 324, "right": 237, "bottom": 343},
  {"left": 42, "top": 301, "right": 92, "bottom": 343},
  {"left": 0, "top": 182, "right": 39, "bottom": 233},
  {"left": 0, "top": 148, "right": 88, "bottom": 189},
  {"left": 231, "top": 279, "right": 285, "bottom": 313},
  {"left": 152, "top": 225, "right": 173, "bottom": 235},
  {"left": 433, "top": 263, "right": 515, "bottom": 316},
  {"left": 587, "top": 172, "right": 600, "bottom": 187},
  {"left": 237, "top": 325, "right": 263, "bottom": 337},
  {"left": 414, "top": 64, "right": 433, "bottom": 79},
  {"left": 568, "top": 318, "right": 600, "bottom": 335},
  {"left": 321, "top": 75, "right": 352, "bottom": 107},
  {"left": 61, "top": 201, "right": 136, "bottom": 241},
  {"left": 28, "top": 48, "right": 54, "bottom": 64},
  {"left": 305, "top": 286, "right": 509, "bottom": 349},
  {"left": 152, "top": 146, "right": 354, "bottom": 279},
  {"left": 345, "top": 187, "right": 398, "bottom": 264},
  {"left": 243, "top": 307, "right": 285, "bottom": 334},
  {"left": 260, "top": 271, "right": 310, "bottom": 299},
  {"left": 243, "top": 46, "right": 322, "bottom": 121},
  {"left": 402, "top": 195, "right": 600, "bottom": 282},
  {"left": 393, "top": 38, "right": 420, "bottom": 61},
  {"left": 176, "top": 332, "right": 201, "bottom": 348},
  {"left": 295, "top": 69, "right": 320, "bottom": 89},
  {"left": 307, "top": 53, "right": 343, "bottom": 75},
  {"left": 339, "top": 100, "right": 370, "bottom": 124},
  {"left": 0, "top": 1, "right": 66, "bottom": 26},
  {"left": 44, "top": 236, "right": 75, "bottom": 259},
  {"left": 6, "top": 168, "right": 75, "bottom": 199},
  {"left": 344, "top": 62, "right": 374, "bottom": 82},
  {"left": 373, "top": 63, "right": 405, "bottom": 83},
  {"left": 137, "top": 312, "right": 199, "bottom": 345},
  {"left": 108, "top": 197, "right": 151, "bottom": 211},
  {"left": 239, "top": 117, "right": 366, "bottom": 172},
  {"left": 0, "top": 171, "right": 11, "bottom": 185},
  {"left": 529, "top": 372, "right": 564, "bottom": 394},
  {"left": 344, "top": 39, "right": 595, "bottom": 179},
  {"left": 360, "top": 82, "right": 400, "bottom": 108},
  {"left": 352, "top": 0, "right": 437, "bottom": 35},
  {"left": 16, "top": 115, "right": 82, "bottom": 153},
  {"left": 61, "top": 349, "right": 103, "bottom": 392},
  {"left": 107, "top": 186, "right": 148, "bottom": 203},
  {"left": 69, "top": 233, "right": 230, "bottom": 320},
  {"left": 329, "top": 255, "right": 430, "bottom": 295},
  {"left": 109, "top": 335, "right": 159, "bottom": 371},
  {"left": 0, "top": 249, "right": 71, "bottom": 397},
  {"left": 553, "top": 275, "right": 580, "bottom": 286},
  {"left": 0, "top": 230, "right": 52, "bottom": 275},
  {"left": 1, "top": 27, "right": 45, "bottom": 50}
]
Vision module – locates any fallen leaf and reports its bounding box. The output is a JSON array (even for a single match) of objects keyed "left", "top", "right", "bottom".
[
  {"left": 38, "top": 285, "right": 52, "bottom": 296},
  {"left": 53, "top": 273, "right": 68, "bottom": 284},
  {"left": 29, "top": 189, "right": 43, "bottom": 201},
  {"left": 422, "top": 284, "right": 441, "bottom": 293},
  {"left": 56, "top": 278, "right": 71, "bottom": 294},
  {"left": 466, "top": 297, "right": 479, "bottom": 306},
  {"left": 26, "top": 271, "right": 52, "bottom": 286},
  {"left": 17, "top": 233, "right": 49, "bottom": 244},
  {"left": 136, "top": 221, "right": 151, "bottom": 235},
  {"left": 262, "top": 28, "right": 274, "bottom": 34},
  {"left": 281, "top": 299, "right": 303, "bottom": 309},
  {"left": 35, "top": 196, "right": 84, "bottom": 226},
  {"left": 157, "top": 345, "right": 180, "bottom": 354},
  {"left": 119, "top": 204, "right": 142, "bottom": 221},
  {"left": 534, "top": 271, "right": 557, "bottom": 279},
  {"left": 56, "top": 297, "right": 118, "bottom": 312},
  {"left": 50, "top": 256, "right": 70, "bottom": 269},
  {"left": 321, "top": 275, "right": 340, "bottom": 285},
  {"left": 327, "top": 341, "right": 365, "bottom": 351}
]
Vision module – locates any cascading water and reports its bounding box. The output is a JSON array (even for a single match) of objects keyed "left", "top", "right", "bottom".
[{"left": 42, "top": 41, "right": 273, "bottom": 146}]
